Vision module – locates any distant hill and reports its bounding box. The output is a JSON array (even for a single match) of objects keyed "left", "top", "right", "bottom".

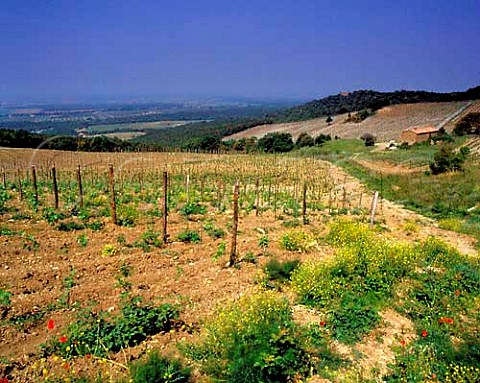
[
  {"left": 226, "top": 101, "right": 477, "bottom": 142},
  {"left": 275, "top": 86, "right": 480, "bottom": 122}
]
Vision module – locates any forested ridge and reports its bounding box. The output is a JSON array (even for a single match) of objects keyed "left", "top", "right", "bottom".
[{"left": 276, "top": 85, "right": 480, "bottom": 121}]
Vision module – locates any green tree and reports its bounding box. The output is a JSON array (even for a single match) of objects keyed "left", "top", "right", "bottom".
[
  {"left": 295, "top": 132, "right": 315, "bottom": 148},
  {"left": 257, "top": 132, "right": 294, "bottom": 153},
  {"left": 429, "top": 145, "right": 469, "bottom": 174}
]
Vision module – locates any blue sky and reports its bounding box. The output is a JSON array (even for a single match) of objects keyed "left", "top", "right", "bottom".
[{"left": 1, "top": 0, "right": 479, "bottom": 102}]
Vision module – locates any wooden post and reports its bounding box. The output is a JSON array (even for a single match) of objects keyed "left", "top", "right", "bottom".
[
  {"left": 229, "top": 180, "right": 240, "bottom": 266},
  {"left": 342, "top": 187, "right": 347, "bottom": 209},
  {"left": 51, "top": 165, "right": 59, "bottom": 209},
  {"left": 76, "top": 165, "right": 83, "bottom": 208},
  {"left": 162, "top": 171, "right": 168, "bottom": 243},
  {"left": 186, "top": 173, "right": 190, "bottom": 205},
  {"left": 369, "top": 191, "right": 379, "bottom": 228},
  {"left": 302, "top": 182, "right": 307, "bottom": 225},
  {"left": 358, "top": 192, "right": 363, "bottom": 209},
  {"left": 1, "top": 168, "right": 6, "bottom": 189},
  {"left": 109, "top": 164, "right": 117, "bottom": 225},
  {"left": 31, "top": 165, "right": 38, "bottom": 204},
  {"left": 255, "top": 177, "right": 260, "bottom": 216},
  {"left": 17, "top": 168, "right": 23, "bottom": 200}
]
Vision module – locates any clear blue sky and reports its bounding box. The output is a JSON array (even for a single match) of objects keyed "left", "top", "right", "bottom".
[{"left": 1, "top": 0, "right": 479, "bottom": 102}]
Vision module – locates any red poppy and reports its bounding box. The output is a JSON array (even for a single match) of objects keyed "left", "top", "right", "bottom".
[
  {"left": 319, "top": 321, "right": 326, "bottom": 327},
  {"left": 455, "top": 290, "right": 460, "bottom": 296},
  {"left": 59, "top": 336, "right": 68, "bottom": 343},
  {"left": 439, "top": 317, "right": 454, "bottom": 324},
  {"left": 421, "top": 330, "right": 428, "bottom": 337},
  {"left": 64, "top": 362, "right": 70, "bottom": 370},
  {"left": 0, "top": 378, "right": 9, "bottom": 383},
  {"left": 85, "top": 354, "right": 92, "bottom": 359},
  {"left": 400, "top": 339, "right": 406, "bottom": 346},
  {"left": 47, "top": 319, "right": 55, "bottom": 330}
]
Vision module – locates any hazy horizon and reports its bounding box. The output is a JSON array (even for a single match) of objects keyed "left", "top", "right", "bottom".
[{"left": 1, "top": 0, "right": 479, "bottom": 104}]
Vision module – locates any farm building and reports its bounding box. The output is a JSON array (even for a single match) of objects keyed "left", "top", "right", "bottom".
[{"left": 400, "top": 125, "right": 439, "bottom": 144}]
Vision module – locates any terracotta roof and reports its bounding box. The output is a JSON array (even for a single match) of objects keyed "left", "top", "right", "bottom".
[{"left": 404, "top": 126, "right": 439, "bottom": 135}]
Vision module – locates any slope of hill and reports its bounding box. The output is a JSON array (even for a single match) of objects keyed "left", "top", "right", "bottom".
[
  {"left": 226, "top": 101, "right": 470, "bottom": 142},
  {"left": 276, "top": 85, "right": 480, "bottom": 122}
]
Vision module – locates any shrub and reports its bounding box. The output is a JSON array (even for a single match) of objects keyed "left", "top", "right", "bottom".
[
  {"left": 429, "top": 144, "right": 469, "bottom": 175},
  {"left": 295, "top": 132, "right": 315, "bottom": 148},
  {"left": 256, "top": 132, "right": 294, "bottom": 153},
  {"left": 360, "top": 133, "right": 376, "bottom": 146},
  {"left": 314, "top": 133, "right": 332, "bottom": 146},
  {"left": 129, "top": 351, "right": 191, "bottom": 383}
]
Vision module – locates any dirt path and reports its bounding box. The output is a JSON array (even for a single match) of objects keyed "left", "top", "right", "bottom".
[
  {"left": 353, "top": 159, "right": 428, "bottom": 175},
  {"left": 326, "top": 162, "right": 478, "bottom": 255}
]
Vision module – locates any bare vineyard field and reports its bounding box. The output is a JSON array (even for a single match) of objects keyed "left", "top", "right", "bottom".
[
  {"left": 227, "top": 101, "right": 468, "bottom": 142},
  {"left": 0, "top": 149, "right": 478, "bottom": 382}
]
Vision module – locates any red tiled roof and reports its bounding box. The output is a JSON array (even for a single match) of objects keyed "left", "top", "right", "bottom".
[{"left": 404, "top": 126, "right": 439, "bottom": 135}]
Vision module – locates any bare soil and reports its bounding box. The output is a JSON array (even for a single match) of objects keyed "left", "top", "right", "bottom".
[
  {"left": 226, "top": 101, "right": 468, "bottom": 142},
  {"left": 0, "top": 151, "right": 477, "bottom": 381}
]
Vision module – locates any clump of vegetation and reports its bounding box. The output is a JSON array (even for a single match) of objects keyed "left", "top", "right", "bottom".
[
  {"left": 179, "top": 202, "right": 206, "bottom": 217},
  {"left": 129, "top": 351, "right": 191, "bottom": 383},
  {"left": 0, "top": 289, "right": 12, "bottom": 319},
  {"left": 117, "top": 205, "right": 138, "bottom": 227},
  {"left": 57, "top": 220, "right": 85, "bottom": 231},
  {"left": 134, "top": 229, "right": 163, "bottom": 251},
  {"left": 101, "top": 244, "right": 118, "bottom": 257},
  {"left": 43, "top": 298, "right": 178, "bottom": 358},
  {"left": 292, "top": 219, "right": 418, "bottom": 343},
  {"left": 203, "top": 222, "right": 225, "bottom": 239},
  {"left": 182, "top": 291, "right": 311, "bottom": 382},
  {"left": 177, "top": 229, "right": 201, "bottom": 243},
  {"left": 263, "top": 258, "right": 300, "bottom": 285},
  {"left": 280, "top": 229, "right": 317, "bottom": 252}
]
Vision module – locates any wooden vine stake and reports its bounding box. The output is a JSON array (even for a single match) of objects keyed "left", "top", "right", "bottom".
[
  {"left": 17, "top": 169, "right": 23, "bottom": 200},
  {"left": 162, "top": 171, "right": 168, "bottom": 244},
  {"left": 186, "top": 173, "right": 190, "bottom": 205},
  {"left": 229, "top": 180, "right": 240, "bottom": 267},
  {"left": 254, "top": 177, "right": 260, "bottom": 216},
  {"left": 302, "top": 182, "right": 307, "bottom": 225},
  {"left": 1, "top": 167, "right": 6, "bottom": 189},
  {"left": 51, "top": 165, "right": 59, "bottom": 209},
  {"left": 76, "top": 165, "right": 83, "bottom": 208},
  {"left": 109, "top": 164, "right": 117, "bottom": 225},
  {"left": 369, "top": 191, "right": 379, "bottom": 229},
  {"left": 31, "top": 165, "right": 38, "bottom": 204}
]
